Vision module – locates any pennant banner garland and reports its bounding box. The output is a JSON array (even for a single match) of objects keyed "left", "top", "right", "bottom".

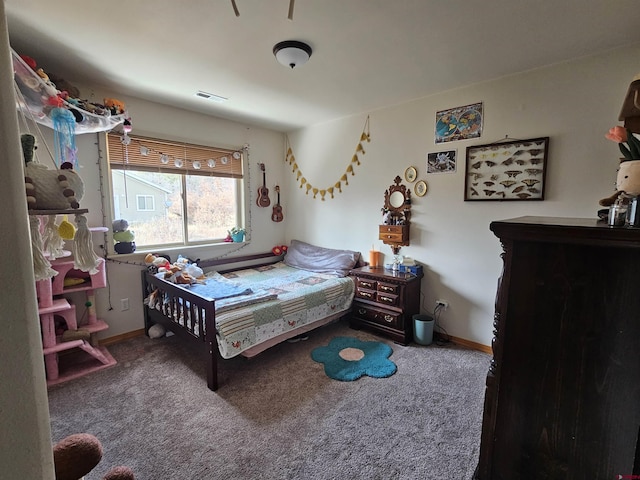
[{"left": 286, "top": 116, "right": 370, "bottom": 201}]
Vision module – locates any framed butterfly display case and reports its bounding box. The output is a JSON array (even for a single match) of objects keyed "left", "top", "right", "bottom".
[{"left": 464, "top": 137, "right": 549, "bottom": 201}]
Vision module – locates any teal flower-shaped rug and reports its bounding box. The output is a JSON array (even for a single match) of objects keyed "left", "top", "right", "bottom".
[{"left": 311, "top": 336, "right": 397, "bottom": 381}]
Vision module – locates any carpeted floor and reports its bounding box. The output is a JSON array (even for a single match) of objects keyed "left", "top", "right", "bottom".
[{"left": 47, "top": 319, "right": 490, "bottom": 480}]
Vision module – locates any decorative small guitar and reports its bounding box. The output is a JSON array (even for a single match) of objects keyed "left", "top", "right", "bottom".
[
  {"left": 272, "top": 185, "right": 283, "bottom": 222},
  {"left": 257, "top": 163, "right": 270, "bottom": 207}
]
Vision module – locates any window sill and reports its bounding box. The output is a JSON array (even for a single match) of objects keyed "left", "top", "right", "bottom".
[{"left": 106, "top": 241, "right": 248, "bottom": 262}]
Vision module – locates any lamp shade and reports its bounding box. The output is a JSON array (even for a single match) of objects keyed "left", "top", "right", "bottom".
[{"left": 273, "top": 40, "right": 312, "bottom": 69}]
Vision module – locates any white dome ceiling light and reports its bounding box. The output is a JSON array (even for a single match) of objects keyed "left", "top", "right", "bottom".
[{"left": 273, "top": 41, "right": 312, "bottom": 69}]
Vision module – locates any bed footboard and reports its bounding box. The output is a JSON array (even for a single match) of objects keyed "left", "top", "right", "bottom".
[
  {"left": 140, "top": 252, "right": 285, "bottom": 391},
  {"left": 141, "top": 270, "right": 218, "bottom": 390}
]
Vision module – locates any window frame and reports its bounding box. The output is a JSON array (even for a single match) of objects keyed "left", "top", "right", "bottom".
[{"left": 101, "top": 132, "right": 248, "bottom": 256}]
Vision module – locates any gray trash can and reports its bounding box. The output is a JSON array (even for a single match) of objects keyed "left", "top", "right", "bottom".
[{"left": 413, "top": 314, "right": 435, "bottom": 345}]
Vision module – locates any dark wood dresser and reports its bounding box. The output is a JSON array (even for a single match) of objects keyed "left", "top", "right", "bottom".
[
  {"left": 475, "top": 216, "right": 640, "bottom": 480},
  {"left": 348, "top": 266, "right": 422, "bottom": 344}
]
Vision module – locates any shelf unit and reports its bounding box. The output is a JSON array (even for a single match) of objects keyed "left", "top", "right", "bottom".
[{"left": 36, "top": 256, "right": 116, "bottom": 386}]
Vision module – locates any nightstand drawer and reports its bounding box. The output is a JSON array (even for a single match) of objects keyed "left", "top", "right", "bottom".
[
  {"left": 376, "top": 292, "right": 399, "bottom": 307},
  {"left": 355, "top": 288, "right": 376, "bottom": 301},
  {"left": 353, "top": 303, "right": 402, "bottom": 329},
  {"left": 377, "top": 281, "right": 399, "bottom": 296},
  {"left": 356, "top": 277, "right": 377, "bottom": 291}
]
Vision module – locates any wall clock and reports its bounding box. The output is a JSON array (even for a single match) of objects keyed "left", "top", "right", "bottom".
[
  {"left": 404, "top": 166, "right": 417, "bottom": 183},
  {"left": 414, "top": 180, "right": 428, "bottom": 197}
]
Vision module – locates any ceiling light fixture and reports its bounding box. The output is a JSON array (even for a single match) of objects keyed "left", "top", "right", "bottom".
[{"left": 273, "top": 40, "right": 312, "bottom": 69}]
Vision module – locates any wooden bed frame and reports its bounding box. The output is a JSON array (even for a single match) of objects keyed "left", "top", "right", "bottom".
[{"left": 141, "top": 252, "right": 351, "bottom": 391}]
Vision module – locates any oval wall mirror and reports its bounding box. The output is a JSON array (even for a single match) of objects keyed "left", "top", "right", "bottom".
[{"left": 390, "top": 191, "right": 405, "bottom": 209}]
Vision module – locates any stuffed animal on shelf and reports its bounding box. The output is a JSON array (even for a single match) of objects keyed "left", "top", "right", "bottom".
[
  {"left": 103, "top": 98, "right": 126, "bottom": 116},
  {"left": 53, "top": 433, "right": 134, "bottom": 480},
  {"left": 112, "top": 219, "right": 136, "bottom": 254}
]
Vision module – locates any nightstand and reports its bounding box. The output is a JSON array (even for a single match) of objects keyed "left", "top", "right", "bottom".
[{"left": 348, "top": 266, "right": 423, "bottom": 345}]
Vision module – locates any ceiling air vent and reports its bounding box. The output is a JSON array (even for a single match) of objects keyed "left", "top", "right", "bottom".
[{"left": 194, "top": 91, "right": 228, "bottom": 103}]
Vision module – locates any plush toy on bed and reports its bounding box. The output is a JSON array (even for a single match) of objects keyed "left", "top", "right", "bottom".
[
  {"left": 53, "top": 433, "right": 135, "bottom": 480},
  {"left": 144, "top": 253, "right": 171, "bottom": 274}
]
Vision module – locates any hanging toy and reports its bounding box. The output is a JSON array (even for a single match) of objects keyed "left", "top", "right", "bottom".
[
  {"left": 58, "top": 215, "right": 76, "bottom": 240},
  {"left": 42, "top": 215, "right": 65, "bottom": 260},
  {"left": 73, "top": 214, "right": 100, "bottom": 274},
  {"left": 51, "top": 107, "right": 78, "bottom": 168}
]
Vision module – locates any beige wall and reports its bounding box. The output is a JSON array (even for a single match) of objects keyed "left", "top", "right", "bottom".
[{"left": 284, "top": 44, "right": 640, "bottom": 347}]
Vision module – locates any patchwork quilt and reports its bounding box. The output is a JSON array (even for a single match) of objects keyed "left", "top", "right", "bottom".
[{"left": 213, "top": 262, "right": 354, "bottom": 358}]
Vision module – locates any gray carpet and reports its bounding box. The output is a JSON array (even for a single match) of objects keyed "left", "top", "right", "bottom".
[{"left": 48, "top": 319, "right": 490, "bottom": 479}]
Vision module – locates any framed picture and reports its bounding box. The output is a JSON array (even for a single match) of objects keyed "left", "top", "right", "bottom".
[
  {"left": 464, "top": 137, "right": 549, "bottom": 201},
  {"left": 427, "top": 150, "right": 457, "bottom": 174},
  {"left": 435, "top": 102, "right": 483, "bottom": 144},
  {"left": 414, "top": 180, "right": 428, "bottom": 197},
  {"left": 404, "top": 166, "right": 417, "bottom": 183}
]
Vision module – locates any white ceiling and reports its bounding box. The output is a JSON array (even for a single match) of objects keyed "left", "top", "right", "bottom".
[{"left": 6, "top": 0, "right": 640, "bottom": 132}]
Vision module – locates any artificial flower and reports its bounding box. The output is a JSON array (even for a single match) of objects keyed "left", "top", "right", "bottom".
[{"left": 606, "top": 126, "right": 640, "bottom": 161}]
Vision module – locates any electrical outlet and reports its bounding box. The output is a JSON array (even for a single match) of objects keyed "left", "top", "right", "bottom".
[
  {"left": 435, "top": 299, "right": 449, "bottom": 309},
  {"left": 121, "top": 298, "right": 130, "bottom": 311}
]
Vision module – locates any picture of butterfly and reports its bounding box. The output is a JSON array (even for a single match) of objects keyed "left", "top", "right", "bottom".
[
  {"left": 521, "top": 179, "right": 540, "bottom": 187},
  {"left": 515, "top": 159, "right": 526, "bottom": 165},
  {"left": 527, "top": 187, "right": 540, "bottom": 194},
  {"left": 471, "top": 161, "right": 482, "bottom": 169},
  {"left": 505, "top": 170, "right": 523, "bottom": 178},
  {"left": 512, "top": 185, "right": 526, "bottom": 193},
  {"left": 468, "top": 173, "right": 484, "bottom": 180},
  {"left": 501, "top": 158, "right": 514, "bottom": 166},
  {"left": 525, "top": 168, "right": 543, "bottom": 176},
  {"left": 483, "top": 181, "right": 495, "bottom": 186},
  {"left": 483, "top": 189, "right": 496, "bottom": 196},
  {"left": 485, "top": 160, "right": 496, "bottom": 167},
  {"left": 529, "top": 158, "right": 542, "bottom": 165},
  {"left": 528, "top": 149, "right": 543, "bottom": 156},
  {"left": 491, "top": 174, "right": 499, "bottom": 181},
  {"left": 516, "top": 192, "right": 531, "bottom": 199},
  {"left": 470, "top": 187, "right": 478, "bottom": 196},
  {"left": 500, "top": 180, "right": 517, "bottom": 188}
]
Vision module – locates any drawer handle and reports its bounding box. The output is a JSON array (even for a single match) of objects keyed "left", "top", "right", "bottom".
[
  {"left": 380, "top": 296, "right": 394, "bottom": 304},
  {"left": 360, "top": 291, "right": 372, "bottom": 298},
  {"left": 384, "top": 315, "right": 394, "bottom": 323},
  {"left": 386, "top": 235, "right": 393, "bottom": 239},
  {"left": 379, "top": 285, "right": 394, "bottom": 292},
  {"left": 360, "top": 281, "right": 373, "bottom": 288},
  {"left": 358, "top": 308, "right": 367, "bottom": 315}
]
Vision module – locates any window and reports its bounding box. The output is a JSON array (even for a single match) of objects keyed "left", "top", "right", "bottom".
[
  {"left": 106, "top": 133, "right": 245, "bottom": 250},
  {"left": 136, "top": 195, "right": 155, "bottom": 211}
]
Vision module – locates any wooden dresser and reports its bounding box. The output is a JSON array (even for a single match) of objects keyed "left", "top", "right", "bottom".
[
  {"left": 349, "top": 266, "right": 422, "bottom": 344},
  {"left": 475, "top": 216, "right": 640, "bottom": 480}
]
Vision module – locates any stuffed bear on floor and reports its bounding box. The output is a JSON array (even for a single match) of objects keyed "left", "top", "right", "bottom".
[{"left": 53, "top": 433, "right": 134, "bottom": 480}]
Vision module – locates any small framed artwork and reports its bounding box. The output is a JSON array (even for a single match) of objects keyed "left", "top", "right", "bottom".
[
  {"left": 435, "top": 102, "right": 483, "bottom": 144},
  {"left": 404, "top": 166, "right": 417, "bottom": 183},
  {"left": 427, "top": 150, "right": 457, "bottom": 174},
  {"left": 414, "top": 180, "right": 428, "bottom": 197},
  {"left": 464, "top": 137, "right": 549, "bottom": 201}
]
